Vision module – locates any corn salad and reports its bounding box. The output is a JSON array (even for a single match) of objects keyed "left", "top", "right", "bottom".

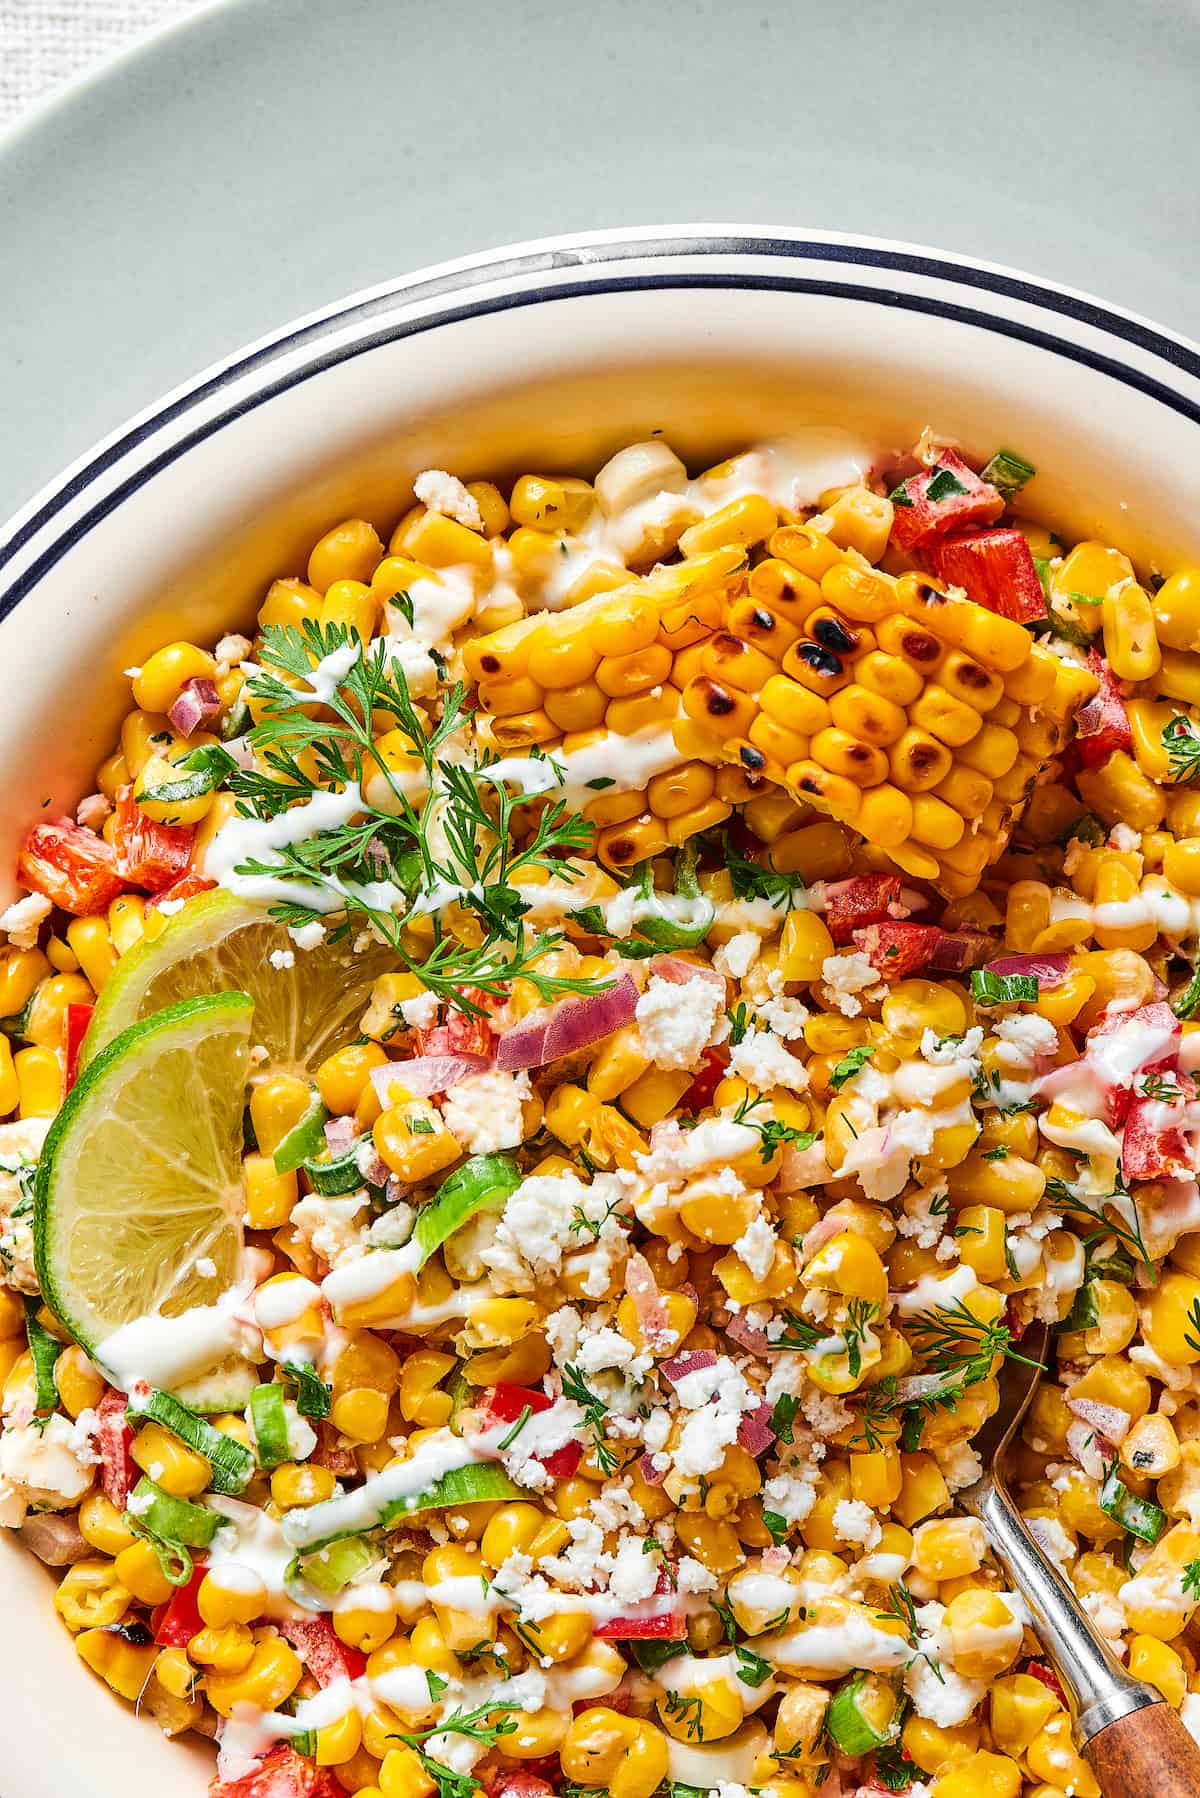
[{"left": 3, "top": 432, "right": 1200, "bottom": 1798}]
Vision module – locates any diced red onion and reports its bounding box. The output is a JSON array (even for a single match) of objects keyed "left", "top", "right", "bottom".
[
  {"left": 737, "top": 1400, "right": 776, "bottom": 1456},
  {"left": 800, "top": 1213, "right": 844, "bottom": 1261},
  {"left": 1067, "top": 1396, "right": 1131, "bottom": 1445},
  {"left": 723, "top": 1311, "right": 771, "bottom": 1353},
  {"left": 358, "top": 1146, "right": 390, "bottom": 1187},
  {"left": 637, "top": 1452, "right": 667, "bottom": 1486},
  {"left": 927, "top": 930, "right": 994, "bottom": 972},
  {"left": 324, "top": 1116, "right": 357, "bottom": 1153},
  {"left": 167, "top": 676, "right": 221, "bottom": 737},
  {"left": 495, "top": 973, "right": 638, "bottom": 1072},
  {"left": 20, "top": 1512, "right": 89, "bottom": 1566},
  {"left": 779, "top": 1138, "right": 830, "bottom": 1191},
  {"left": 1065, "top": 1418, "right": 1108, "bottom": 1479},
  {"left": 985, "top": 952, "right": 1071, "bottom": 988},
  {"left": 648, "top": 954, "right": 724, "bottom": 989},
  {"left": 371, "top": 1053, "right": 492, "bottom": 1102},
  {"left": 661, "top": 1350, "right": 718, "bottom": 1386}
]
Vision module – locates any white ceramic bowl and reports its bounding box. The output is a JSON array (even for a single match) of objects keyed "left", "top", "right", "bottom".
[{"left": 1, "top": 226, "right": 1199, "bottom": 1797}]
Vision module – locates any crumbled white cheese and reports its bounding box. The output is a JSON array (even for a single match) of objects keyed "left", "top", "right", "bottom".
[
  {"left": 440, "top": 1069, "right": 531, "bottom": 1156},
  {"left": 400, "top": 991, "right": 440, "bottom": 1030},
  {"left": 636, "top": 974, "right": 724, "bottom": 1072},
  {"left": 483, "top": 1170, "right": 628, "bottom": 1294},
  {"left": 414, "top": 468, "right": 484, "bottom": 531},
  {"left": 0, "top": 892, "right": 51, "bottom": 950},
  {"left": 609, "top": 1533, "right": 660, "bottom": 1604},
  {"left": 904, "top": 1652, "right": 984, "bottom": 1726},
  {"left": 800, "top": 1386, "right": 854, "bottom": 1436},
  {"left": 0, "top": 1118, "right": 51, "bottom": 1294},
  {"left": 728, "top": 1028, "right": 808, "bottom": 1095},
  {"left": 288, "top": 920, "right": 326, "bottom": 951},
  {"left": 920, "top": 1025, "right": 984, "bottom": 1069},
  {"left": 268, "top": 948, "right": 295, "bottom": 970},
  {"left": 0, "top": 1412, "right": 98, "bottom": 1517},
  {"left": 820, "top": 950, "right": 881, "bottom": 1017},
  {"left": 288, "top": 1193, "right": 370, "bottom": 1269},
  {"left": 833, "top": 1498, "right": 882, "bottom": 1548},
  {"left": 939, "top": 1441, "right": 984, "bottom": 1493},
  {"left": 1109, "top": 822, "right": 1141, "bottom": 852},
  {"left": 733, "top": 1215, "right": 777, "bottom": 1282},
  {"left": 677, "top": 1555, "right": 718, "bottom": 1594},
  {"left": 713, "top": 931, "right": 761, "bottom": 980},
  {"left": 762, "top": 1469, "right": 817, "bottom": 1524},
  {"left": 839, "top": 1109, "right": 934, "bottom": 1204},
  {"left": 994, "top": 1013, "right": 1059, "bottom": 1061}
]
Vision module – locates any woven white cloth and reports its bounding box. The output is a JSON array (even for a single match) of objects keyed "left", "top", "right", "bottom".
[{"left": 0, "top": 0, "right": 200, "bottom": 126}]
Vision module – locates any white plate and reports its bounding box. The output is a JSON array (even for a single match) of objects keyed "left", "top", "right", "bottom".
[{"left": 2, "top": 0, "right": 1199, "bottom": 524}]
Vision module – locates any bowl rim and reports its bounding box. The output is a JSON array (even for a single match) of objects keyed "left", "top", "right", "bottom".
[{"left": 2, "top": 223, "right": 1199, "bottom": 627}]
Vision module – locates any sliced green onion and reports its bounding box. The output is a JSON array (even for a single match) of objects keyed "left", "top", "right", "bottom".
[
  {"left": 295, "top": 1534, "right": 382, "bottom": 1593},
  {"left": 379, "top": 1460, "right": 520, "bottom": 1528},
  {"left": 970, "top": 969, "right": 1039, "bottom": 1007},
  {"left": 129, "top": 1476, "right": 219, "bottom": 1548},
  {"left": 497, "top": 1405, "right": 533, "bottom": 1451},
  {"left": 413, "top": 1154, "right": 521, "bottom": 1266},
  {"left": 1099, "top": 1464, "right": 1166, "bottom": 1543},
  {"left": 127, "top": 1388, "right": 254, "bottom": 1494},
  {"left": 825, "top": 1671, "right": 901, "bottom": 1756},
  {"left": 273, "top": 1091, "right": 330, "bottom": 1174},
  {"left": 219, "top": 697, "right": 252, "bottom": 743},
  {"left": 980, "top": 449, "right": 1036, "bottom": 497},
  {"left": 1058, "top": 1279, "right": 1101, "bottom": 1334},
  {"left": 283, "top": 1359, "right": 331, "bottom": 1422},
  {"left": 249, "top": 1383, "right": 292, "bottom": 1470},
  {"left": 924, "top": 466, "right": 968, "bottom": 505},
  {"left": 302, "top": 1138, "right": 370, "bottom": 1196},
  {"left": 129, "top": 1524, "right": 194, "bottom": 1587},
  {"left": 139, "top": 744, "right": 236, "bottom": 805},
  {"left": 291, "top": 1730, "right": 317, "bottom": 1760},
  {"left": 23, "top": 1298, "right": 62, "bottom": 1429}
]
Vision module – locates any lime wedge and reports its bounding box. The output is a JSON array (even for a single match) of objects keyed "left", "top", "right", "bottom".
[
  {"left": 35, "top": 994, "right": 253, "bottom": 1396},
  {"left": 82, "top": 889, "right": 399, "bottom": 1075}
]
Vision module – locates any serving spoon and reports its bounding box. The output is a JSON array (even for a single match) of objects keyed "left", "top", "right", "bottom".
[{"left": 957, "top": 1319, "right": 1200, "bottom": 1793}]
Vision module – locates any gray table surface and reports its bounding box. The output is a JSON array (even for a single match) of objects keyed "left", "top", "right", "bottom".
[{"left": 1, "top": 0, "right": 1199, "bottom": 526}]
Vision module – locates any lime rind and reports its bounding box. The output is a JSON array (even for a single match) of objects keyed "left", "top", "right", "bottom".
[{"left": 35, "top": 992, "right": 254, "bottom": 1361}]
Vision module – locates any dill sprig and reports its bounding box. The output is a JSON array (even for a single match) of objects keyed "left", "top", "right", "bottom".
[
  {"left": 229, "top": 621, "right": 611, "bottom": 1015},
  {"left": 908, "top": 1296, "right": 1043, "bottom": 1392},
  {"left": 1044, "top": 1174, "right": 1156, "bottom": 1283},
  {"left": 559, "top": 1363, "right": 618, "bottom": 1474}
]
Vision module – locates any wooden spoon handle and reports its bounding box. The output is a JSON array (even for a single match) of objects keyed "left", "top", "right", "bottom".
[{"left": 1083, "top": 1699, "right": 1200, "bottom": 1796}]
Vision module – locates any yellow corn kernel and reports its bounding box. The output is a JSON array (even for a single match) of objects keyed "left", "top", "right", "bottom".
[
  {"left": 1128, "top": 1634, "right": 1187, "bottom": 1707},
  {"left": 26, "top": 970, "right": 92, "bottom": 1048},
  {"left": 54, "top": 1560, "right": 132, "bottom": 1632},
  {"left": 189, "top": 1622, "right": 257, "bottom": 1674},
  {"left": 373, "top": 1101, "right": 461, "bottom": 1182},
  {"left": 777, "top": 907, "right": 835, "bottom": 980},
  {"left": 588, "top": 1024, "right": 652, "bottom": 1101},
  {"left": 331, "top": 1386, "right": 391, "bottom": 1444},
  {"left": 242, "top": 1154, "right": 298, "bottom": 1230},
  {"left": 1121, "top": 1410, "right": 1180, "bottom": 1479},
  {"left": 132, "top": 642, "right": 217, "bottom": 715},
  {"left": 15, "top": 1045, "right": 62, "bottom": 1117},
  {"left": 1153, "top": 566, "right": 1200, "bottom": 651},
  {"left": 823, "top": 485, "right": 894, "bottom": 562},
  {"left": 78, "top": 1492, "right": 138, "bottom": 1556},
  {"left": 912, "top": 1517, "right": 985, "bottom": 1581},
  {"left": 988, "top": 1673, "right": 1060, "bottom": 1756},
  {"left": 155, "top": 1645, "right": 199, "bottom": 1700},
  {"left": 902, "top": 1714, "right": 980, "bottom": 1775},
  {"left": 940, "top": 1589, "right": 1022, "bottom": 1677},
  {"left": 316, "top": 1040, "right": 388, "bottom": 1116},
  {"left": 0, "top": 1035, "right": 19, "bottom": 1115},
  {"left": 621, "top": 1066, "right": 693, "bottom": 1130},
  {"left": 1025, "top": 1715, "right": 1098, "bottom": 1798},
  {"left": 198, "top": 1568, "right": 269, "bottom": 1628},
  {"left": 894, "top": 1453, "right": 950, "bottom": 1527},
  {"left": 333, "top": 1605, "right": 397, "bottom": 1654},
  {"left": 271, "top": 1462, "right": 338, "bottom": 1507},
  {"left": 204, "top": 1631, "right": 304, "bottom": 1717},
  {"left": 320, "top": 577, "right": 378, "bottom": 642},
  {"left": 131, "top": 1420, "right": 211, "bottom": 1498},
  {"left": 0, "top": 945, "right": 51, "bottom": 1019},
  {"left": 308, "top": 518, "right": 384, "bottom": 592},
  {"left": 397, "top": 1349, "right": 455, "bottom": 1428},
  {"left": 932, "top": 1751, "right": 1023, "bottom": 1798},
  {"left": 75, "top": 1624, "right": 158, "bottom": 1702},
  {"left": 315, "top": 1706, "right": 364, "bottom": 1767},
  {"left": 1077, "top": 750, "right": 1166, "bottom": 831},
  {"left": 379, "top": 1744, "right": 438, "bottom": 1798},
  {"left": 54, "top": 1345, "right": 104, "bottom": 1418},
  {"left": 63, "top": 915, "right": 116, "bottom": 993}
]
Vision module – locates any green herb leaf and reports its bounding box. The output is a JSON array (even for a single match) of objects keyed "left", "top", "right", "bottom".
[
  {"left": 924, "top": 466, "right": 969, "bottom": 505},
  {"left": 829, "top": 1045, "right": 874, "bottom": 1091}
]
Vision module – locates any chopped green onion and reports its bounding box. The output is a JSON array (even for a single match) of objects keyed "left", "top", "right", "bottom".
[
  {"left": 413, "top": 1154, "right": 521, "bottom": 1267},
  {"left": 1058, "top": 1280, "right": 1101, "bottom": 1334},
  {"left": 1099, "top": 1464, "right": 1165, "bottom": 1543},
  {"left": 127, "top": 1388, "right": 254, "bottom": 1494},
  {"left": 826, "top": 1672, "right": 900, "bottom": 1756},
  {"left": 970, "top": 969, "right": 1039, "bottom": 1007},
  {"left": 924, "top": 466, "right": 968, "bottom": 505},
  {"left": 283, "top": 1359, "right": 331, "bottom": 1422},
  {"left": 496, "top": 1405, "right": 533, "bottom": 1451},
  {"left": 302, "top": 1138, "right": 370, "bottom": 1196},
  {"left": 219, "top": 697, "right": 252, "bottom": 743},
  {"left": 291, "top": 1533, "right": 382, "bottom": 1594},
  {"left": 23, "top": 1298, "right": 62, "bottom": 1430},
  {"left": 129, "top": 1476, "right": 219, "bottom": 1548},
  {"left": 273, "top": 1090, "right": 330, "bottom": 1174},
  {"left": 980, "top": 449, "right": 1036, "bottom": 497},
  {"left": 130, "top": 1529, "right": 194, "bottom": 1587},
  {"left": 379, "top": 1461, "right": 521, "bottom": 1529},
  {"left": 249, "top": 1383, "right": 292, "bottom": 1471}
]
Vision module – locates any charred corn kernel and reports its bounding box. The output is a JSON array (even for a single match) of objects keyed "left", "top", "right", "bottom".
[
  {"left": 887, "top": 726, "right": 953, "bottom": 793},
  {"left": 76, "top": 1624, "right": 158, "bottom": 1701},
  {"left": 131, "top": 1420, "right": 211, "bottom": 1498},
  {"left": 55, "top": 1560, "right": 132, "bottom": 1631},
  {"left": 682, "top": 674, "right": 760, "bottom": 739},
  {"left": 810, "top": 727, "right": 888, "bottom": 787},
  {"left": 205, "top": 1631, "right": 304, "bottom": 1717},
  {"left": 726, "top": 597, "right": 804, "bottom": 660},
  {"left": 1122, "top": 1411, "right": 1180, "bottom": 1479},
  {"left": 16, "top": 1046, "right": 63, "bottom": 1117},
  {"left": 317, "top": 1041, "right": 388, "bottom": 1115},
  {"left": 131, "top": 642, "right": 217, "bottom": 714},
  {"left": 189, "top": 1623, "right": 256, "bottom": 1674},
  {"left": 373, "top": 1101, "right": 461, "bottom": 1181},
  {"left": 242, "top": 1155, "right": 297, "bottom": 1229},
  {"left": 271, "top": 1462, "right": 337, "bottom": 1507},
  {"left": 1128, "top": 1635, "right": 1187, "bottom": 1707},
  {"left": 78, "top": 1492, "right": 137, "bottom": 1556},
  {"left": 597, "top": 814, "right": 671, "bottom": 869},
  {"left": 198, "top": 1569, "right": 268, "bottom": 1628}
]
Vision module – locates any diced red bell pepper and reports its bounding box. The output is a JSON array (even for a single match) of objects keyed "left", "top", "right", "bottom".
[
  {"left": 822, "top": 875, "right": 903, "bottom": 945},
  {"left": 1075, "top": 649, "right": 1132, "bottom": 769},
  {"left": 63, "top": 1002, "right": 93, "bottom": 1093},
  {"left": 96, "top": 1387, "right": 136, "bottom": 1508},
  {"left": 594, "top": 1572, "right": 686, "bottom": 1640},
  {"left": 151, "top": 1560, "right": 207, "bottom": 1646},
  {"left": 277, "top": 1614, "right": 367, "bottom": 1685},
  {"left": 416, "top": 986, "right": 494, "bottom": 1058},
  {"left": 146, "top": 868, "right": 218, "bottom": 910},
  {"left": 111, "top": 784, "right": 196, "bottom": 892},
  {"left": 484, "top": 1383, "right": 581, "bottom": 1477},
  {"left": 888, "top": 449, "right": 1005, "bottom": 553},
  {"left": 489, "top": 1773, "right": 555, "bottom": 1798},
  {"left": 1121, "top": 1068, "right": 1195, "bottom": 1180},
  {"left": 923, "top": 527, "right": 1047, "bottom": 624},
  {"left": 852, "top": 920, "right": 945, "bottom": 981},
  {"left": 17, "top": 819, "right": 125, "bottom": 916},
  {"left": 680, "top": 1045, "right": 730, "bottom": 1113},
  {"left": 209, "top": 1745, "right": 344, "bottom": 1798},
  {"left": 1022, "top": 1660, "right": 1067, "bottom": 1706}
]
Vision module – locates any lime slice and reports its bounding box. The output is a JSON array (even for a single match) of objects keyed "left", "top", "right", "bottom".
[
  {"left": 35, "top": 994, "right": 253, "bottom": 1398},
  {"left": 83, "top": 889, "right": 399, "bottom": 1075}
]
